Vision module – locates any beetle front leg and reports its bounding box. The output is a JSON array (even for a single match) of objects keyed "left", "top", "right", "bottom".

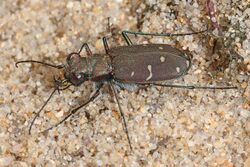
[
  {"left": 41, "top": 83, "right": 103, "bottom": 133},
  {"left": 78, "top": 43, "right": 93, "bottom": 57},
  {"left": 102, "top": 37, "right": 110, "bottom": 54}
]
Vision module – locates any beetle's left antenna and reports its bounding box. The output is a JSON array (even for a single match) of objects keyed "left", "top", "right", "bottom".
[
  {"left": 15, "top": 60, "right": 64, "bottom": 69},
  {"left": 28, "top": 87, "right": 58, "bottom": 134}
]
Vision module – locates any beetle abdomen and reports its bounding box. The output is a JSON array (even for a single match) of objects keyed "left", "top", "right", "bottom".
[{"left": 111, "top": 44, "right": 191, "bottom": 83}]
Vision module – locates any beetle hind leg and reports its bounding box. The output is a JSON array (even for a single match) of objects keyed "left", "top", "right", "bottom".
[
  {"left": 147, "top": 83, "right": 237, "bottom": 90},
  {"left": 121, "top": 27, "right": 208, "bottom": 46}
]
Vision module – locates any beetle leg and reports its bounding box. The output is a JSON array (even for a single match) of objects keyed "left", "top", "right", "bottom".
[
  {"left": 122, "top": 31, "right": 133, "bottom": 45},
  {"left": 102, "top": 37, "right": 110, "bottom": 54},
  {"left": 147, "top": 83, "right": 237, "bottom": 90},
  {"left": 121, "top": 27, "right": 208, "bottom": 45},
  {"left": 41, "top": 83, "right": 103, "bottom": 133},
  {"left": 109, "top": 82, "right": 133, "bottom": 151},
  {"left": 106, "top": 17, "right": 113, "bottom": 36},
  {"left": 78, "top": 43, "right": 93, "bottom": 57}
]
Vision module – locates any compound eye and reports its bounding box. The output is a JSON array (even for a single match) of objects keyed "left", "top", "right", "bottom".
[{"left": 67, "top": 53, "right": 81, "bottom": 64}]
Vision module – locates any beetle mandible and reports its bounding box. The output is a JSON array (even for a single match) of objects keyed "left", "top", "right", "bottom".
[{"left": 16, "top": 29, "right": 237, "bottom": 150}]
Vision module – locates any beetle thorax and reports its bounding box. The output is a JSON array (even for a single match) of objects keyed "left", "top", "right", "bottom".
[{"left": 88, "top": 54, "right": 112, "bottom": 82}]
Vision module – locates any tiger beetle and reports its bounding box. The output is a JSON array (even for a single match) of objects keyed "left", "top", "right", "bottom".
[{"left": 15, "top": 29, "right": 237, "bottom": 150}]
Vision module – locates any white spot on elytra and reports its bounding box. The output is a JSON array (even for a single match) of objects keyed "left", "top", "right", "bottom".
[
  {"left": 131, "top": 71, "right": 135, "bottom": 77},
  {"left": 146, "top": 65, "right": 153, "bottom": 81},
  {"left": 159, "top": 46, "right": 163, "bottom": 50},
  {"left": 176, "top": 67, "right": 180, "bottom": 73},
  {"left": 186, "top": 60, "right": 190, "bottom": 67},
  {"left": 143, "top": 44, "right": 147, "bottom": 46},
  {"left": 76, "top": 74, "right": 82, "bottom": 79},
  {"left": 160, "top": 56, "right": 165, "bottom": 62}
]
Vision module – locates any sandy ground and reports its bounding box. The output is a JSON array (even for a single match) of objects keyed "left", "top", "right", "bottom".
[{"left": 0, "top": 0, "right": 249, "bottom": 166}]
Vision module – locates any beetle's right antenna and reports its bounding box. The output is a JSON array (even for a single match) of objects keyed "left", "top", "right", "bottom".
[
  {"left": 29, "top": 87, "right": 58, "bottom": 134},
  {"left": 15, "top": 60, "right": 64, "bottom": 69},
  {"left": 41, "top": 83, "right": 103, "bottom": 133},
  {"left": 28, "top": 77, "right": 72, "bottom": 134}
]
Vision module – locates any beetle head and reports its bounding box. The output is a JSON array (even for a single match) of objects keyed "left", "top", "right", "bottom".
[{"left": 63, "top": 53, "right": 91, "bottom": 86}]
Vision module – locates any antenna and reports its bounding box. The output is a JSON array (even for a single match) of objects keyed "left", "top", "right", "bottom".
[{"left": 15, "top": 60, "right": 64, "bottom": 69}]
